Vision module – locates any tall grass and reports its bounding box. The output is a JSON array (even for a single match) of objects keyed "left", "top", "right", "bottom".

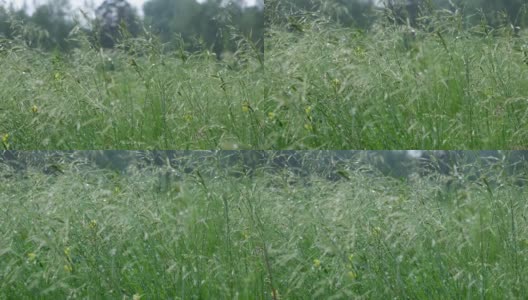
[
  {"left": 1, "top": 153, "right": 527, "bottom": 298},
  {"left": 265, "top": 13, "right": 528, "bottom": 149},
  {"left": 1, "top": 27, "right": 264, "bottom": 150},
  {"left": 4, "top": 11, "right": 528, "bottom": 149}
]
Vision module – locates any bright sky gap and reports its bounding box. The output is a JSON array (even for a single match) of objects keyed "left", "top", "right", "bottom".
[{"left": 1, "top": 0, "right": 259, "bottom": 16}]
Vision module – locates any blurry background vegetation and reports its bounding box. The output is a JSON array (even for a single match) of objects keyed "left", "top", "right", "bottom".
[
  {"left": 0, "top": 0, "right": 263, "bottom": 56},
  {"left": 267, "top": 0, "right": 528, "bottom": 32},
  {"left": 2, "top": 150, "right": 527, "bottom": 187},
  {"left": 3, "top": 0, "right": 526, "bottom": 57}
]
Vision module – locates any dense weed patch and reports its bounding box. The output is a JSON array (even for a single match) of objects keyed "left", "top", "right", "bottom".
[
  {"left": 266, "top": 16, "right": 528, "bottom": 149},
  {"left": 1, "top": 154, "right": 527, "bottom": 298},
  {"left": 1, "top": 32, "right": 263, "bottom": 150},
  {"left": 3, "top": 11, "right": 528, "bottom": 149}
]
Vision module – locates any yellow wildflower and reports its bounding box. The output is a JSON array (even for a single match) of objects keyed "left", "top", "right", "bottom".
[
  {"left": 304, "top": 106, "right": 313, "bottom": 122},
  {"left": 183, "top": 113, "right": 193, "bottom": 122},
  {"left": 348, "top": 271, "right": 357, "bottom": 280},
  {"left": 27, "top": 252, "right": 37, "bottom": 262},
  {"left": 31, "top": 105, "right": 38, "bottom": 113},
  {"left": 64, "top": 247, "right": 71, "bottom": 257},
  {"left": 242, "top": 101, "right": 252, "bottom": 113},
  {"left": 1, "top": 133, "right": 9, "bottom": 149},
  {"left": 332, "top": 78, "right": 341, "bottom": 88},
  {"left": 267, "top": 112, "right": 275, "bottom": 120},
  {"left": 64, "top": 264, "right": 73, "bottom": 272},
  {"left": 372, "top": 226, "right": 381, "bottom": 237},
  {"left": 241, "top": 230, "right": 249, "bottom": 240},
  {"left": 313, "top": 258, "right": 321, "bottom": 268},
  {"left": 89, "top": 220, "right": 97, "bottom": 230}
]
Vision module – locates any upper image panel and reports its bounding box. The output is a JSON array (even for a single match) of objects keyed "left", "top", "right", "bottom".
[
  {"left": 2, "top": 0, "right": 527, "bottom": 149},
  {"left": 1, "top": 0, "right": 264, "bottom": 150},
  {"left": 266, "top": 0, "right": 528, "bottom": 149}
]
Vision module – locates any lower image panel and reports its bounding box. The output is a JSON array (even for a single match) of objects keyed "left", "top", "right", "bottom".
[{"left": 1, "top": 151, "right": 527, "bottom": 299}]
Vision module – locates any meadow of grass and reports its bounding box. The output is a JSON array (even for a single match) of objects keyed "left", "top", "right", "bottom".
[
  {"left": 1, "top": 31, "right": 264, "bottom": 150},
  {"left": 3, "top": 13, "right": 528, "bottom": 150},
  {"left": 265, "top": 15, "right": 528, "bottom": 149},
  {"left": 1, "top": 154, "right": 528, "bottom": 299}
]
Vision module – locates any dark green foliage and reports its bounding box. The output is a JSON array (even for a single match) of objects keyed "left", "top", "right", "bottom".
[
  {"left": 479, "top": 0, "right": 527, "bottom": 27},
  {"left": 143, "top": 0, "right": 263, "bottom": 57},
  {"left": 0, "top": 1, "right": 75, "bottom": 51},
  {"left": 0, "top": 0, "right": 262, "bottom": 58},
  {"left": 385, "top": 0, "right": 420, "bottom": 27},
  {"left": 266, "top": 0, "right": 376, "bottom": 28},
  {"left": 94, "top": 0, "right": 141, "bottom": 48},
  {"left": 267, "top": 0, "right": 528, "bottom": 32},
  {"left": 0, "top": 0, "right": 524, "bottom": 56}
]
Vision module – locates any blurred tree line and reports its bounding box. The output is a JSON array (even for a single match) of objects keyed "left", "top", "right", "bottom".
[
  {"left": 367, "top": 151, "right": 528, "bottom": 186},
  {"left": 268, "top": 0, "right": 528, "bottom": 31},
  {"left": 0, "top": 0, "right": 263, "bottom": 56},
  {"left": 2, "top": 150, "right": 526, "bottom": 187}
]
